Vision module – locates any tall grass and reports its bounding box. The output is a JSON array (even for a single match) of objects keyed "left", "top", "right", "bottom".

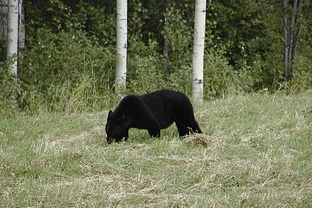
[{"left": 0, "top": 91, "right": 311, "bottom": 207}]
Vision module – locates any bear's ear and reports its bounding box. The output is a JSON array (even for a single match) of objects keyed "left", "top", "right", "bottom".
[{"left": 107, "top": 110, "right": 113, "bottom": 121}]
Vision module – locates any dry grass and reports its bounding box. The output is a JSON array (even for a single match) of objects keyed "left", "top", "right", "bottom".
[
  {"left": 0, "top": 91, "right": 312, "bottom": 207},
  {"left": 184, "top": 133, "right": 219, "bottom": 147}
]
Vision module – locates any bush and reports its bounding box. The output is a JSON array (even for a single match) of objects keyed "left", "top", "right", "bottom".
[
  {"left": 0, "top": 61, "right": 20, "bottom": 117},
  {"left": 19, "top": 28, "right": 116, "bottom": 112},
  {"left": 204, "top": 52, "right": 239, "bottom": 98},
  {"left": 127, "top": 53, "right": 167, "bottom": 95},
  {"left": 289, "top": 52, "right": 312, "bottom": 92}
]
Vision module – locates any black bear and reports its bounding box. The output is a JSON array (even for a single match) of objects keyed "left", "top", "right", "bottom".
[{"left": 105, "top": 89, "right": 202, "bottom": 144}]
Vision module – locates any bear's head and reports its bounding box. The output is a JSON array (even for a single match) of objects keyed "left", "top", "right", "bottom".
[{"left": 105, "top": 110, "right": 129, "bottom": 144}]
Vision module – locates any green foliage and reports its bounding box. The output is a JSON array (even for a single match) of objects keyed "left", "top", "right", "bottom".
[
  {"left": 18, "top": 29, "right": 116, "bottom": 112},
  {"left": 161, "top": 2, "right": 193, "bottom": 72},
  {"left": 0, "top": 61, "right": 20, "bottom": 117},
  {"left": 1, "top": 0, "right": 311, "bottom": 114},
  {"left": 289, "top": 51, "right": 312, "bottom": 92},
  {"left": 0, "top": 40, "right": 6, "bottom": 62},
  {"left": 127, "top": 54, "right": 166, "bottom": 95},
  {"left": 207, "top": 1, "right": 288, "bottom": 90},
  {"left": 204, "top": 52, "right": 238, "bottom": 98}
]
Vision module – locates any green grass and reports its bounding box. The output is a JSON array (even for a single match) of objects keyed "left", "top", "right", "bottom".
[{"left": 0, "top": 91, "right": 312, "bottom": 207}]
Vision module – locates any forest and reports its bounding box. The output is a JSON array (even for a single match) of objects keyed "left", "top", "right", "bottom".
[{"left": 0, "top": 0, "right": 312, "bottom": 114}]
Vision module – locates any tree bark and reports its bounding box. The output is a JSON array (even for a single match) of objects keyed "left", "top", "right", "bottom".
[
  {"left": 7, "top": 0, "right": 19, "bottom": 76},
  {"left": 115, "top": 0, "right": 127, "bottom": 94},
  {"left": 192, "top": 0, "right": 209, "bottom": 104},
  {"left": 281, "top": 0, "right": 302, "bottom": 82},
  {"left": 18, "top": 0, "right": 24, "bottom": 49},
  {"left": 162, "top": 0, "right": 171, "bottom": 72}
]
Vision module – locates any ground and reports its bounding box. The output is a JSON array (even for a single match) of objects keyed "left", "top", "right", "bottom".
[{"left": 0, "top": 91, "right": 311, "bottom": 207}]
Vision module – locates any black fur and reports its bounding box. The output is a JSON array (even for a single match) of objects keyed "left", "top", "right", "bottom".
[{"left": 105, "top": 89, "right": 202, "bottom": 144}]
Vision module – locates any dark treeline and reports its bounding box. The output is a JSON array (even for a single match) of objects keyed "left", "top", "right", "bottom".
[{"left": 0, "top": 0, "right": 312, "bottom": 114}]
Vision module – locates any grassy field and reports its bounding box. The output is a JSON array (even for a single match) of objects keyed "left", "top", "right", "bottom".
[{"left": 0, "top": 91, "right": 312, "bottom": 207}]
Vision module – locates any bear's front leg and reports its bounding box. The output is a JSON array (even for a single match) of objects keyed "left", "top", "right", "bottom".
[
  {"left": 124, "top": 130, "right": 129, "bottom": 141},
  {"left": 135, "top": 103, "right": 160, "bottom": 138},
  {"left": 146, "top": 117, "right": 160, "bottom": 138},
  {"left": 148, "top": 128, "right": 160, "bottom": 138},
  {"left": 115, "top": 129, "right": 129, "bottom": 143}
]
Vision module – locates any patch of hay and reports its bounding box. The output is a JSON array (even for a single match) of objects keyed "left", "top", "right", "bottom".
[{"left": 184, "top": 133, "right": 217, "bottom": 147}]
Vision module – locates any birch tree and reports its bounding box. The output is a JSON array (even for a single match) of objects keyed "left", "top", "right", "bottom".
[
  {"left": 192, "top": 0, "right": 210, "bottom": 104},
  {"left": 7, "top": 0, "right": 19, "bottom": 76},
  {"left": 18, "top": 0, "right": 24, "bottom": 50},
  {"left": 115, "top": 0, "right": 127, "bottom": 94},
  {"left": 162, "top": 0, "right": 171, "bottom": 72}
]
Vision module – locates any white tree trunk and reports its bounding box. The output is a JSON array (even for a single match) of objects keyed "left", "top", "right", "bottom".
[
  {"left": 18, "top": 0, "right": 24, "bottom": 49},
  {"left": 192, "top": 0, "right": 207, "bottom": 104},
  {"left": 7, "top": 0, "right": 19, "bottom": 76},
  {"left": 115, "top": 0, "right": 127, "bottom": 93}
]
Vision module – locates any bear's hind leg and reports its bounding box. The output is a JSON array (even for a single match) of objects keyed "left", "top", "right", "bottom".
[
  {"left": 175, "top": 122, "right": 189, "bottom": 137},
  {"left": 189, "top": 121, "right": 202, "bottom": 134},
  {"left": 176, "top": 120, "right": 202, "bottom": 137}
]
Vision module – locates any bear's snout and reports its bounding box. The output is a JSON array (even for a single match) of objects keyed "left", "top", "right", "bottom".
[{"left": 106, "top": 136, "right": 114, "bottom": 145}]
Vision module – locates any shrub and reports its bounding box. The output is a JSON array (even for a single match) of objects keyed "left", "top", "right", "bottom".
[
  {"left": 19, "top": 28, "right": 116, "bottom": 112},
  {"left": 204, "top": 52, "right": 239, "bottom": 98},
  {"left": 289, "top": 52, "right": 312, "bottom": 92},
  {"left": 0, "top": 61, "right": 20, "bottom": 117}
]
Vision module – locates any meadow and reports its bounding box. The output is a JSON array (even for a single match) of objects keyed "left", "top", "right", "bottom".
[{"left": 0, "top": 91, "right": 311, "bottom": 207}]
